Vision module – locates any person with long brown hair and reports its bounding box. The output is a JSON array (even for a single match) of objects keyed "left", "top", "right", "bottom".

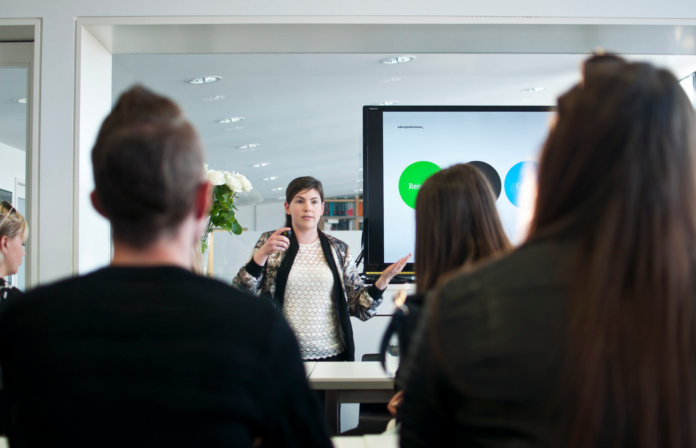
[
  {"left": 371, "top": 163, "right": 512, "bottom": 428},
  {"left": 400, "top": 59, "right": 696, "bottom": 448}
]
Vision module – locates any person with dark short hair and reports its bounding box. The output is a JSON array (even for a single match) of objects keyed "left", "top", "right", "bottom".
[
  {"left": 0, "top": 86, "right": 332, "bottom": 448},
  {"left": 234, "top": 176, "right": 410, "bottom": 362}
]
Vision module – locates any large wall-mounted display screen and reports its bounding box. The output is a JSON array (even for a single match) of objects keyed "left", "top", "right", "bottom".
[{"left": 363, "top": 106, "right": 555, "bottom": 271}]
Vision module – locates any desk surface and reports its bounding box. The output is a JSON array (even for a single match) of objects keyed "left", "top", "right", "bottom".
[
  {"left": 304, "top": 361, "right": 317, "bottom": 378},
  {"left": 309, "top": 362, "right": 394, "bottom": 390},
  {"left": 332, "top": 434, "right": 399, "bottom": 448}
]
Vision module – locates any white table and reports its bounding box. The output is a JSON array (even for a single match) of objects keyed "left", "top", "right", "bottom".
[
  {"left": 304, "top": 361, "right": 317, "bottom": 378},
  {"left": 309, "top": 362, "right": 394, "bottom": 435},
  {"left": 332, "top": 434, "right": 399, "bottom": 448}
]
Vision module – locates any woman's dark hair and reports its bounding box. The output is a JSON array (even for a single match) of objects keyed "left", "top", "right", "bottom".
[
  {"left": 284, "top": 176, "right": 325, "bottom": 229},
  {"left": 415, "top": 163, "right": 511, "bottom": 294},
  {"left": 528, "top": 60, "right": 696, "bottom": 448}
]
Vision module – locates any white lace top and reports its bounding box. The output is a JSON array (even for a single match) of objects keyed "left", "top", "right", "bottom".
[{"left": 283, "top": 239, "right": 344, "bottom": 360}]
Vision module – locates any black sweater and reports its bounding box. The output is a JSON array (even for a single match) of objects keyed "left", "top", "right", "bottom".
[
  {"left": 400, "top": 238, "right": 574, "bottom": 448},
  {"left": 0, "top": 266, "right": 332, "bottom": 448}
]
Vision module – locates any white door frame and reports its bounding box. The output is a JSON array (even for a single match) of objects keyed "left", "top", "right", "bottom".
[{"left": 0, "top": 24, "right": 40, "bottom": 288}]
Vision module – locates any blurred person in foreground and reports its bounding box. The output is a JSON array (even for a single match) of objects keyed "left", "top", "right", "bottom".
[
  {"left": 0, "top": 86, "right": 332, "bottom": 448},
  {"left": 400, "top": 59, "right": 696, "bottom": 448},
  {"left": 342, "top": 163, "right": 511, "bottom": 436}
]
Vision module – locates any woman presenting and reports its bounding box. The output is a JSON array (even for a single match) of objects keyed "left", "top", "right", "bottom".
[{"left": 234, "top": 176, "right": 409, "bottom": 361}]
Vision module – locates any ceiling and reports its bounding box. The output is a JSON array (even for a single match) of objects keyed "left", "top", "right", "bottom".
[{"left": 111, "top": 52, "right": 696, "bottom": 204}]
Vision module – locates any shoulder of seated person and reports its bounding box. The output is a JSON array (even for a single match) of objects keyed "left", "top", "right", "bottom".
[{"left": 438, "top": 239, "right": 569, "bottom": 298}]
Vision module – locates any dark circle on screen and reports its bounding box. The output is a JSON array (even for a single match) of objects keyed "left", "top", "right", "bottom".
[{"left": 467, "top": 161, "right": 502, "bottom": 200}]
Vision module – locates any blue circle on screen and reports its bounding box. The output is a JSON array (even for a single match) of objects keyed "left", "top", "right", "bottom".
[{"left": 504, "top": 162, "right": 538, "bottom": 208}]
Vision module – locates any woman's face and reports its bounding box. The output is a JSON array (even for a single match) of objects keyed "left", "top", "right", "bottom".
[
  {"left": 1, "top": 234, "right": 25, "bottom": 277},
  {"left": 284, "top": 189, "right": 325, "bottom": 232}
]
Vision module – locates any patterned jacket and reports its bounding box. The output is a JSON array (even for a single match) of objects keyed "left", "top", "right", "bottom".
[{"left": 233, "top": 230, "right": 383, "bottom": 361}]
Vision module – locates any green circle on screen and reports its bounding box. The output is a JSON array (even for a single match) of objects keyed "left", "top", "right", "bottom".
[{"left": 398, "top": 161, "right": 441, "bottom": 209}]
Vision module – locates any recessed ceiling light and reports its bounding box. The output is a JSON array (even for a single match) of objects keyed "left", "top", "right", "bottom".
[
  {"left": 371, "top": 101, "right": 399, "bottom": 106},
  {"left": 218, "top": 117, "right": 245, "bottom": 124},
  {"left": 225, "top": 126, "right": 244, "bottom": 131},
  {"left": 263, "top": 177, "right": 278, "bottom": 181},
  {"left": 521, "top": 87, "right": 546, "bottom": 92},
  {"left": 13, "top": 98, "right": 26, "bottom": 104},
  {"left": 252, "top": 163, "right": 270, "bottom": 167},
  {"left": 187, "top": 76, "right": 221, "bottom": 84},
  {"left": 379, "top": 77, "right": 402, "bottom": 83},
  {"left": 355, "top": 179, "right": 363, "bottom": 183},
  {"left": 238, "top": 143, "right": 260, "bottom": 149},
  {"left": 271, "top": 187, "right": 283, "bottom": 191},
  {"left": 354, "top": 188, "right": 364, "bottom": 192},
  {"left": 278, "top": 196, "right": 286, "bottom": 200},
  {"left": 202, "top": 95, "right": 226, "bottom": 101},
  {"left": 380, "top": 56, "right": 415, "bottom": 65},
  {"left": 357, "top": 168, "right": 363, "bottom": 171}
]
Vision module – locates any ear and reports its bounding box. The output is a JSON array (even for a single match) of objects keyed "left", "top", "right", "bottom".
[
  {"left": 90, "top": 191, "right": 109, "bottom": 219},
  {"left": 193, "top": 181, "right": 213, "bottom": 221},
  {"left": 284, "top": 201, "right": 290, "bottom": 215},
  {"left": 0, "top": 235, "right": 8, "bottom": 254}
]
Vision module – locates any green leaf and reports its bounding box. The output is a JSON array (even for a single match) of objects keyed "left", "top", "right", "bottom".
[{"left": 231, "top": 221, "right": 243, "bottom": 235}]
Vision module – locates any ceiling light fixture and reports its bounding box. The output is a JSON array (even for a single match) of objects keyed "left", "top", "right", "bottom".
[
  {"left": 355, "top": 179, "right": 363, "bottom": 183},
  {"left": 238, "top": 143, "right": 260, "bottom": 149},
  {"left": 521, "top": 87, "right": 546, "bottom": 92},
  {"left": 264, "top": 177, "right": 278, "bottom": 181},
  {"left": 379, "top": 56, "right": 415, "bottom": 65},
  {"left": 371, "top": 101, "right": 399, "bottom": 106},
  {"left": 202, "top": 95, "right": 226, "bottom": 101},
  {"left": 13, "top": 98, "right": 27, "bottom": 104},
  {"left": 357, "top": 168, "right": 363, "bottom": 171},
  {"left": 379, "top": 77, "right": 402, "bottom": 83},
  {"left": 278, "top": 196, "right": 286, "bottom": 200},
  {"left": 218, "top": 117, "right": 245, "bottom": 124},
  {"left": 225, "top": 126, "right": 244, "bottom": 131},
  {"left": 354, "top": 188, "right": 364, "bottom": 192},
  {"left": 186, "top": 76, "right": 222, "bottom": 84},
  {"left": 252, "top": 163, "right": 270, "bottom": 167},
  {"left": 271, "top": 187, "right": 283, "bottom": 191}
]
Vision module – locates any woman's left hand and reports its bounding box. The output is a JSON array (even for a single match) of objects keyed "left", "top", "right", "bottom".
[{"left": 375, "top": 254, "right": 411, "bottom": 290}]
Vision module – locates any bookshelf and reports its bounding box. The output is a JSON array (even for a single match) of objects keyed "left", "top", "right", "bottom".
[{"left": 323, "top": 195, "right": 363, "bottom": 231}]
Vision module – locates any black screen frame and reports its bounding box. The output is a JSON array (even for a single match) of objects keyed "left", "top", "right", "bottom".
[{"left": 362, "top": 105, "right": 556, "bottom": 274}]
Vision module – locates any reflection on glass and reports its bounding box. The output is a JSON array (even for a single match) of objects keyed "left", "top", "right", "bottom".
[{"left": 0, "top": 66, "right": 28, "bottom": 290}]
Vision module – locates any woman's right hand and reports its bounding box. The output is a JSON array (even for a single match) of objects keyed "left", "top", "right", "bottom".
[{"left": 253, "top": 227, "right": 291, "bottom": 266}]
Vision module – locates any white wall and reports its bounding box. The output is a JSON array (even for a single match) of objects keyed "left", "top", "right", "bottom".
[
  {"left": 76, "top": 28, "right": 112, "bottom": 275},
  {"left": 0, "top": 142, "right": 24, "bottom": 198}
]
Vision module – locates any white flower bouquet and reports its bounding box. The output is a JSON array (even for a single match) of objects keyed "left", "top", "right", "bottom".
[{"left": 202, "top": 165, "right": 253, "bottom": 251}]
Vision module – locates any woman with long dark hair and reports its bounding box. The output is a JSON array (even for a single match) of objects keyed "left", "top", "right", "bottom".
[
  {"left": 400, "top": 59, "right": 696, "bottom": 448},
  {"left": 380, "top": 163, "right": 511, "bottom": 422}
]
